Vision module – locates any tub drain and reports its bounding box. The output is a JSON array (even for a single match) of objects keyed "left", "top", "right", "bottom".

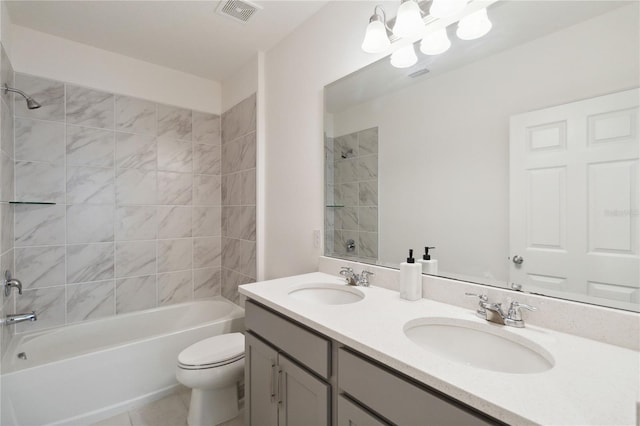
[{"left": 17, "top": 352, "right": 27, "bottom": 360}]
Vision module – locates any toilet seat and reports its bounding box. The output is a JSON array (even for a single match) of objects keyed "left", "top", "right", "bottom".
[{"left": 177, "top": 333, "right": 245, "bottom": 370}]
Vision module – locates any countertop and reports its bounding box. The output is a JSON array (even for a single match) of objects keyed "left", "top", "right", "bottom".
[{"left": 239, "top": 272, "right": 640, "bottom": 426}]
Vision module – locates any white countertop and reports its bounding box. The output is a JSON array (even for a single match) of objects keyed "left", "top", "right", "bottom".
[{"left": 239, "top": 272, "right": 640, "bottom": 426}]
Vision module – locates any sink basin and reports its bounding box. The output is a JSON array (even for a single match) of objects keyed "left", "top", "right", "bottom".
[
  {"left": 404, "top": 318, "right": 553, "bottom": 374},
  {"left": 288, "top": 283, "right": 364, "bottom": 305}
]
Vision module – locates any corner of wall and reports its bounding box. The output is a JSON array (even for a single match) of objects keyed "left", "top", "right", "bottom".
[
  {"left": 221, "top": 55, "right": 259, "bottom": 114},
  {"left": 0, "top": 0, "right": 14, "bottom": 59}
]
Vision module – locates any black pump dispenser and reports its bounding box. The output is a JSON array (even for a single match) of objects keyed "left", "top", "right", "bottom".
[
  {"left": 406, "top": 249, "right": 415, "bottom": 263},
  {"left": 422, "top": 246, "right": 435, "bottom": 260}
]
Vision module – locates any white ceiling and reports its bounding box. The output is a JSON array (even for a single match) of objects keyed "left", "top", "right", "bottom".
[{"left": 6, "top": 0, "right": 328, "bottom": 82}]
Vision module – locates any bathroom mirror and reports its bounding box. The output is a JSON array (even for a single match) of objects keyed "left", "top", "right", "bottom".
[{"left": 324, "top": 0, "right": 640, "bottom": 312}]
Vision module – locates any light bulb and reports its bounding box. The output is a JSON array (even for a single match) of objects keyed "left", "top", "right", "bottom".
[
  {"left": 392, "top": 0, "right": 425, "bottom": 39},
  {"left": 362, "top": 17, "right": 391, "bottom": 53},
  {"left": 390, "top": 44, "right": 418, "bottom": 68},
  {"left": 457, "top": 8, "right": 492, "bottom": 40},
  {"left": 430, "top": 0, "right": 467, "bottom": 19},
  {"left": 420, "top": 28, "right": 451, "bottom": 55}
]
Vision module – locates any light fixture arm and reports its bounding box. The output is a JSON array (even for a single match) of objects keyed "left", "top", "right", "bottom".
[{"left": 371, "top": 5, "right": 393, "bottom": 33}]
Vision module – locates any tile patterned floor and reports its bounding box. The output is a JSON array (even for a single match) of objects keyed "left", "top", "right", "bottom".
[{"left": 92, "top": 387, "right": 244, "bottom": 426}]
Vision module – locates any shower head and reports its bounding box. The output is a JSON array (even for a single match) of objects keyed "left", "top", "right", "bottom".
[
  {"left": 3, "top": 84, "right": 42, "bottom": 110},
  {"left": 25, "top": 97, "right": 41, "bottom": 110}
]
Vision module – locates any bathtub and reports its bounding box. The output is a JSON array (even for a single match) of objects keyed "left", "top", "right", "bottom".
[{"left": 1, "top": 297, "right": 244, "bottom": 426}]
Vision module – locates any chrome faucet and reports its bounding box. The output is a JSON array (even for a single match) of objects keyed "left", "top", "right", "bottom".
[
  {"left": 2, "top": 311, "right": 37, "bottom": 325},
  {"left": 3, "top": 270, "right": 23, "bottom": 296},
  {"left": 466, "top": 293, "right": 536, "bottom": 328},
  {"left": 339, "top": 267, "right": 374, "bottom": 287}
]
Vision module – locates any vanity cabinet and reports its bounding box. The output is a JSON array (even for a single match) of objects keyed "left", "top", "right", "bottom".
[
  {"left": 244, "top": 300, "right": 501, "bottom": 426},
  {"left": 337, "top": 395, "right": 388, "bottom": 426},
  {"left": 338, "top": 348, "right": 499, "bottom": 426},
  {"left": 245, "top": 301, "right": 330, "bottom": 426}
]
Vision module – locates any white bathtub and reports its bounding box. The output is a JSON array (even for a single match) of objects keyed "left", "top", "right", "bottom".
[{"left": 1, "top": 297, "right": 244, "bottom": 426}]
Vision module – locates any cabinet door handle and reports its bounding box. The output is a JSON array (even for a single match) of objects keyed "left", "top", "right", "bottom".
[
  {"left": 277, "top": 367, "right": 283, "bottom": 405},
  {"left": 270, "top": 362, "right": 277, "bottom": 402}
]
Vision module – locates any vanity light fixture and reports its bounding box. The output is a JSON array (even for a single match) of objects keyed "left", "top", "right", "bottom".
[
  {"left": 390, "top": 43, "right": 418, "bottom": 68},
  {"left": 361, "top": 6, "right": 391, "bottom": 53},
  {"left": 456, "top": 8, "right": 492, "bottom": 40},
  {"left": 392, "top": 0, "right": 425, "bottom": 38},
  {"left": 361, "top": 1, "right": 493, "bottom": 69},
  {"left": 420, "top": 28, "right": 451, "bottom": 55}
]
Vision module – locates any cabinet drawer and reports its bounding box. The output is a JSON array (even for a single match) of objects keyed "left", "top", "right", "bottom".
[
  {"left": 337, "top": 395, "right": 389, "bottom": 426},
  {"left": 245, "top": 300, "right": 331, "bottom": 379},
  {"left": 338, "top": 349, "right": 500, "bottom": 426}
]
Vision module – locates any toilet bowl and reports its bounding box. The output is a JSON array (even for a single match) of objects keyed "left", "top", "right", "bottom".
[{"left": 176, "top": 333, "right": 245, "bottom": 426}]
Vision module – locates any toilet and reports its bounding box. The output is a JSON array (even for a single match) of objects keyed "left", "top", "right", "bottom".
[{"left": 176, "top": 333, "right": 245, "bottom": 426}]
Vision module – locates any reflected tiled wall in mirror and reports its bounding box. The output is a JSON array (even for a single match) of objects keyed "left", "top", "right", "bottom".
[{"left": 325, "top": 127, "right": 378, "bottom": 263}]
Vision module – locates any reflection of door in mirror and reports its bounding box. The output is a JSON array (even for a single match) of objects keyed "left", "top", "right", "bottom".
[
  {"left": 325, "top": 128, "right": 379, "bottom": 262},
  {"left": 510, "top": 89, "right": 639, "bottom": 311}
]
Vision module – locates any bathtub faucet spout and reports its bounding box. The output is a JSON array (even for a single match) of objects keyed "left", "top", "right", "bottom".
[{"left": 2, "top": 311, "right": 37, "bottom": 325}]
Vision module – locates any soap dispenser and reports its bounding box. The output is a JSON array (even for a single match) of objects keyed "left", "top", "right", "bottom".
[
  {"left": 417, "top": 246, "right": 438, "bottom": 275},
  {"left": 400, "top": 249, "right": 422, "bottom": 301}
]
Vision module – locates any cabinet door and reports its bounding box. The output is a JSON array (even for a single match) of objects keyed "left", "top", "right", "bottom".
[
  {"left": 278, "top": 353, "right": 330, "bottom": 426},
  {"left": 246, "top": 332, "right": 279, "bottom": 426},
  {"left": 337, "top": 394, "right": 389, "bottom": 426}
]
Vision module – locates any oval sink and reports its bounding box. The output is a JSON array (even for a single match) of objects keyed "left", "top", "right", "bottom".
[
  {"left": 288, "top": 283, "right": 364, "bottom": 305},
  {"left": 404, "top": 318, "right": 554, "bottom": 374}
]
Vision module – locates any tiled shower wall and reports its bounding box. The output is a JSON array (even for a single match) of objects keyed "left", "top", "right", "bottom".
[
  {"left": 221, "top": 94, "right": 256, "bottom": 303},
  {"left": 8, "top": 72, "right": 232, "bottom": 334},
  {"left": 0, "top": 43, "right": 16, "bottom": 360},
  {"left": 325, "top": 127, "right": 378, "bottom": 262}
]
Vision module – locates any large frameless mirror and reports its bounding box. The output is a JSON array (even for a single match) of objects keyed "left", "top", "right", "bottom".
[{"left": 324, "top": 0, "right": 640, "bottom": 312}]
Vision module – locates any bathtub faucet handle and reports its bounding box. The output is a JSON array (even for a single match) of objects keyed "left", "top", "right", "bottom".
[{"left": 4, "top": 270, "right": 23, "bottom": 296}]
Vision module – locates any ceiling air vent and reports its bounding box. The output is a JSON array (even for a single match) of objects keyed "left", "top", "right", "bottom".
[
  {"left": 217, "top": 0, "right": 262, "bottom": 24},
  {"left": 408, "top": 68, "right": 430, "bottom": 78}
]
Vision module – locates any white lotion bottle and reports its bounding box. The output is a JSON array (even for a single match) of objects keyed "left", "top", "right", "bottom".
[
  {"left": 400, "top": 249, "right": 422, "bottom": 301},
  {"left": 417, "top": 246, "right": 438, "bottom": 275}
]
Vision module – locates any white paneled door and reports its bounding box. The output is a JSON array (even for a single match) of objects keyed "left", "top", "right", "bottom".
[{"left": 510, "top": 89, "right": 639, "bottom": 309}]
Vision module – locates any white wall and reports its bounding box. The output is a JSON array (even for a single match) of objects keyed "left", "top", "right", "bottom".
[
  {"left": 329, "top": 4, "right": 639, "bottom": 283},
  {"left": 263, "top": 1, "right": 394, "bottom": 279},
  {"left": 10, "top": 25, "right": 221, "bottom": 114},
  {"left": 0, "top": 1, "right": 12, "bottom": 53},
  {"left": 222, "top": 55, "right": 258, "bottom": 113}
]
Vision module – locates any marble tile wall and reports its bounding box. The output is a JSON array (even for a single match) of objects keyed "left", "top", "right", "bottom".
[
  {"left": 10, "top": 72, "right": 225, "bottom": 333},
  {"left": 0, "top": 43, "right": 15, "bottom": 363},
  {"left": 327, "top": 127, "right": 378, "bottom": 263},
  {"left": 221, "top": 94, "right": 257, "bottom": 303}
]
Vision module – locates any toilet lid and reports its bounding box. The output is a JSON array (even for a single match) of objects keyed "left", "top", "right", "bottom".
[{"left": 178, "top": 333, "right": 245, "bottom": 368}]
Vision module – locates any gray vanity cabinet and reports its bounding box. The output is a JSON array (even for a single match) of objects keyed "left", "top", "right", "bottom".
[
  {"left": 338, "top": 349, "right": 499, "bottom": 426},
  {"left": 245, "top": 301, "right": 331, "bottom": 426},
  {"left": 245, "top": 333, "right": 278, "bottom": 426},
  {"left": 337, "top": 395, "right": 388, "bottom": 426},
  {"left": 244, "top": 300, "right": 501, "bottom": 426}
]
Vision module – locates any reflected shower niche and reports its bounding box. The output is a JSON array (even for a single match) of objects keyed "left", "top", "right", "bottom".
[{"left": 324, "top": 128, "right": 379, "bottom": 263}]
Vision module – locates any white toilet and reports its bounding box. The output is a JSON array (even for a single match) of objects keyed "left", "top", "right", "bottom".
[{"left": 176, "top": 333, "right": 245, "bottom": 426}]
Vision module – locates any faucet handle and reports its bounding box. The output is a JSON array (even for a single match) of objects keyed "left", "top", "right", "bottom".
[
  {"left": 359, "top": 270, "right": 374, "bottom": 286},
  {"left": 3, "top": 270, "right": 23, "bottom": 297},
  {"left": 339, "top": 266, "right": 354, "bottom": 276},
  {"left": 507, "top": 301, "right": 537, "bottom": 321},
  {"left": 465, "top": 292, "right": 488, "bottom": 302},
  {"left": 465, "top": 293, "right": 489, "bottom": 318}
]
